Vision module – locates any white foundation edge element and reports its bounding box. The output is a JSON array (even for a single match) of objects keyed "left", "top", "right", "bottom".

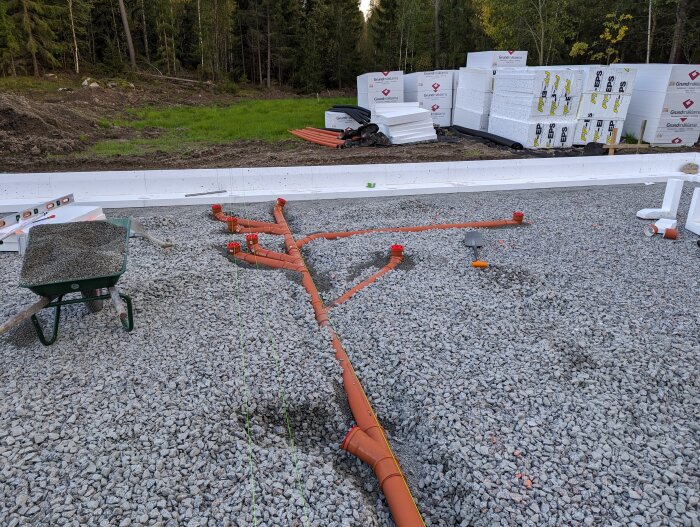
[
  {"left": 1, "top": 152, "right": 699, "bottom": 211},
  {"left": 636, "top": 178, "right": 685, "bottom": 220},
  {"left": 687, "top": 188, "right": 700, "bottom": 235}
]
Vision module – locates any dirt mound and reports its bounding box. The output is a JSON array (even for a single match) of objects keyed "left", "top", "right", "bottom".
[{"left": 0, "top": 93, "right": 96, "bottom": 156}]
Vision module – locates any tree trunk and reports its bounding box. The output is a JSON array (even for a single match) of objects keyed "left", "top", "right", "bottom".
[
  {"left": 22, "top": 0, "right": 39, "bottom": 77},
  {"left": 266, "top": 5, "right": 271, "bottom": 88},
  {"left": 67, "top": 0, "right": 80, "bottom": 74},
  {"left": 140, "top": 0, "right": 149, "bottom": 60},
  {"left": 197, "top": 0, "right": 204, "bottom": 73},
  {"left": 434, "top": 0, "right": 440, "bottom": 68},
  {"left": 668, "top": 0, "right": 688, "bottom": 63},
  {"left": 117, "top": 0, "right": 137, "bottom": 69}
]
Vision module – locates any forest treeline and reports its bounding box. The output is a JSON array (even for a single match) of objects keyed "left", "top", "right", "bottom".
[{"left": 0, "top": 0, "right": 697, "bottom": 91}]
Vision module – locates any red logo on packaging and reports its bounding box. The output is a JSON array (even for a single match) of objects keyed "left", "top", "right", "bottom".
[
  {"left": 381, "top": 89, "right": 391, "bottom": 96},
  {"left": 432, "top": 82, "right": 441, "bottom": 92},
  {"left": 382, "top": 71, "right": 390, "bottom": 77},
  {"left": 431, "top": 104, "right": 440, "bottom": 112},
  {"left": 682, "top": 99, "right": 694, "bottom": 109},
  {"left": 689, "top": 70, "right": 699, "bottom": 81},
  {"left": 672, "top": 137, "right": 682, "bottom": 144},
  {"left": 680, "top": 117, "right": 687, "bottom": 122},
  {"left": 507, "top": 50, "right": 515, "bottom": 55}
]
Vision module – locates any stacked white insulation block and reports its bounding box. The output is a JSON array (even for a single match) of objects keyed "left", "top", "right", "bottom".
[
  {"left": 452, "top": 68, "right": 494, "bottom": 131},
  {"left": 324, "top": 111, "right": 362, "bottom": 130},
  {"left": 404, "top": 70, "right": 455, "bottom": 127},
  {"left": 452, "top": 51, "right": 528, "bottom": 131},
  {"left": 357, "top": 71, "right": 404, "bottom": 111},
  {"left": 372, "top": 103, "right": 437, "bottom": 145},
  {"left": 574, "top": 66, "right": 637, "bottom": 145},
  {"left": 466, "top": 50, "right": 528, "bottom": 69},
  {"left": 621, "top": 64, "right": 700, "bottom": 146},
  {"left": 488, "top": 67, "right": 583, "bottom": 148}
]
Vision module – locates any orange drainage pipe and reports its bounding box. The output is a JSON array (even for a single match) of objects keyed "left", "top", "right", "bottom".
[
  {"left": 212, "top": 205, "right": 284, "bottom": 235},
  {"left": 296, "top": 212, "right": 525, "bottom": 247},
  {"left": 227, "top": 242, "right": 306, "bottom": 272},
  {"left": 245, "top": 234, "right": 299, "bottom": 264},
  {"left": 329, "top": 245, "right": 404, "bottom": 308},
  {"left": 273, "top": 199, "right": 425, "bottom": 526}
]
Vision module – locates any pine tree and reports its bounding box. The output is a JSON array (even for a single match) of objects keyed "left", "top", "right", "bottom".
[
  {"left": 0, "top": 2, "right": 21, "bottom": 76},
  {"left": 6, "top": 0, "right": 63, "bottom": 76}
]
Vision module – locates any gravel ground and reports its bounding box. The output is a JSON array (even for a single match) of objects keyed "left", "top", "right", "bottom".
[
  {"left": 20, "top": 222, "right": 128, "bottom": 286},
  {"left": 1, "top": 183, "right": 699, "bottom": 527}
]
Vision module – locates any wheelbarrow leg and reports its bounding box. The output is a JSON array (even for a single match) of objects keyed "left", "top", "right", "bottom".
[
  {"left": 82, "top": 288, "right": 104, "bottom": 313},
  {"left": 31, "top": 295, "right": 64, "bottom": 346},
  {"left": 109, "top": 287, "right": 134, "bottom": 332}
]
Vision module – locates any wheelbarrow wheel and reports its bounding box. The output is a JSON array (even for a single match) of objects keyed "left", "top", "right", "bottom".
[{"left": 82, "top": 289, "right": 104, "bottom": 313}]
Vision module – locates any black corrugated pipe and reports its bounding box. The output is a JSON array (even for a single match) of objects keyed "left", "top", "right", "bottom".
[{"left": 451, "top": 125, "right": 524, "bottom": 150}]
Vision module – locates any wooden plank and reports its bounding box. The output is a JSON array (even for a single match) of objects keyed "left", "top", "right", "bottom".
[{"left": 0, "top": 296, "right": 54, "bottom": 336}]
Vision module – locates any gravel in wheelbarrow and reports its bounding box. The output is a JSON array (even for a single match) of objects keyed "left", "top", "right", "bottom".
[{"left": 20, "top": 221, "right": 128, "bottom": 287}]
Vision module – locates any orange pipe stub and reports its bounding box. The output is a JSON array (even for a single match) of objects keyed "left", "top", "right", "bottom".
[{"left": 227, "top": 242, "right": 241, "bottom": 255}]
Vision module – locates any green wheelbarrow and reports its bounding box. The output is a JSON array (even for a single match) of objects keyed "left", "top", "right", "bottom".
[{"left": 1, "top": 218, "right": 134, "bottom": 346}]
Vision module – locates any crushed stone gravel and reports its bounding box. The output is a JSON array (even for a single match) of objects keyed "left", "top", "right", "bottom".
[
  {"left": 20, "top": 221, "right": 128, "bottom": 286},
  {"left": 1, "top": 183, "right": 699, "bottom": 527}
]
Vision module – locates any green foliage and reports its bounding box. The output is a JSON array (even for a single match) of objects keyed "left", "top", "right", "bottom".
[
  {"left": 87, "top": 97, "right": 354, "bottom": 155},
  {"left": 0, "top": 0, "right": 697, "bottom": 84},
  {"left": 571, "top": 12, "right": 633, "bottom": 64}
]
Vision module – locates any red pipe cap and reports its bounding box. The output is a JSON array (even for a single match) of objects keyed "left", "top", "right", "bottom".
[
  {"left": 212, "top": 204, "right": 222, "bottom": 214},
  {"left": 227, "top": 242, "right": 241, "bottom": 254},
  {"left": 513, "top": 212, "right": 524, "bottom": 223},
  {"left": 245, "top": 233, "right": 259, "bottom": 244},
  {"left": 341, "top": 426, "right": 360, "bottom": 450},
  {"left": 277, "top": 197, "right": 287, "bottom": 207},
  {"left": 390, "top": 244, "right": 404, "bottom": 257}
]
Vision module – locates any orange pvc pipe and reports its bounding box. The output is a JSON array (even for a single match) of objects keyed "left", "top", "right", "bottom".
[
  {"left": 330, "top": 246, "right": 404, "bottom": 307},
  {"left": 250, "top": 243, "right": 299, "bottom": 264},
  {"left": 230, "top": 250, "right": 306, "bottom": 272},
  {"left": 296, "top": 213, "right": 526, "bottom": 248},
  {"left": 212, "top": 206, "right": 283, "bottom": 235},
  {"left": 274, "top": 201, "right": 424, "bottom": 526}
]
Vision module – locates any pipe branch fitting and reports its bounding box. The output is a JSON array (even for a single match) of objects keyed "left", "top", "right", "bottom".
[{"left": 341, "top": 426, "right": 404, "bottom": 491}]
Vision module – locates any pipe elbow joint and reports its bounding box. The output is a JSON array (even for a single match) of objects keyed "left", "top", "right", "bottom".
[{"left": 341, "top": 426, "right": 403, "bottom": 491}]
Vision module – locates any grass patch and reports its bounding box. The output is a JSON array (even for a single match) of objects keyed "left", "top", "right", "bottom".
[
  {"left": 0, "top": 76, "right": 77, "bottom": 92},
  {"left": 88, "top": 97, "right": 354, "bottom": 156}
]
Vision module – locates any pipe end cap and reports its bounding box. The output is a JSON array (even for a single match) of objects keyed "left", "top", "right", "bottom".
[
  {"left": 513, "top": 211, "right": 524, "bottom": 224},
  {"left": 227, "top": 242, "right": 241, "bottom": 255},
  {"left": 277, "top": 197, "right": 287, "bottom": 207},
  {"left": 390, "top": 244, "right": 404, "bottom": 257},
  {"left": 212, "top": 204, "right": 223, "bottom": 214}
]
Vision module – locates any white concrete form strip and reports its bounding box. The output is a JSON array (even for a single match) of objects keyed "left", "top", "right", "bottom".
[{"left": 1, "top": 153, "right": 698, "bottom": 210}]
